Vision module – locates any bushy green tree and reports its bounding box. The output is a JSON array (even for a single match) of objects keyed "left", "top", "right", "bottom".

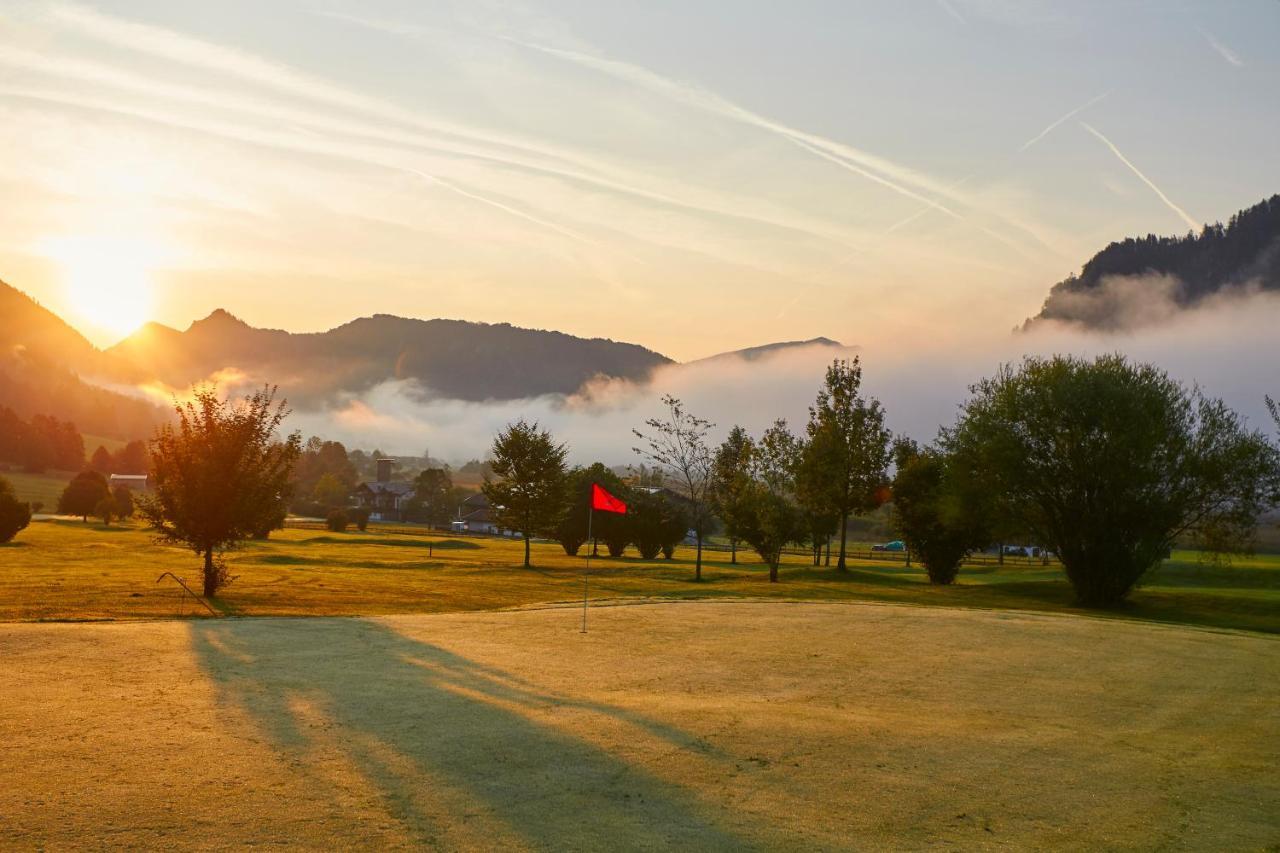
[
  {"left": 630, "top": 489, "right": 691, "bottom": 560},
  {"left": 111, "top": 440, "right": 149, "bottom": 474},
  {"left": 58, "top": 470, "right": 108, "bottom": 522},
  {"left": 482, "top": 420, "right": 568, "bottom": 568},
  {"left": 293, "top": 438, "right": 357, "bottom": 511},
  {"left": 311, "top": 473, "right": 349, "bottom": 509},
  {"left": 411, "top": 468, "right": 459, "bottom": 527},
  {"left": 325, "top": 508, "right": 349, "bottom": 532},
  {"left": 95, "top": 494, "right": 118, "bottom": 526},
  {"left": 891, "top": 439, "right": 988, "bottom": 584},
  {"left": 111, "top": 484, "right": 135, "bottom": 520},
  {"left": 945, "top": 355, "right": 1280, "bottom": 606},
  {"left": 139, "top": 387, "right": 301, "bottom": 598},
  {"left": 0, "top": 476, "right": 32, "bottom": 543},
  {"left": 800, "top": 359, "right": 892, "bottom": 571},
  {"left": 89, "top": 445, "right": 114, "bottom": 474},
  {"left": 711, "top": 426, "right": 753, "bottom": 564},
  {"left": 555, "top": 464, "right": 629, "bottom": 556},
  {"left": 738, "top": 421, "right": 807, "bottom": 582}
]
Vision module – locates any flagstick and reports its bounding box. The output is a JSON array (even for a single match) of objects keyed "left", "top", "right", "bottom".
[{"left": 582, "top": 505, "right": 593, "bottom": 634}]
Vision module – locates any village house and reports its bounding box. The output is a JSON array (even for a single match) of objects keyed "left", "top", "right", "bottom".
[
  {"left": 452, "top": 492, "right": 503, "bottom": 535},
  {"left": 352, "top": 458, "right": 415, "bottom": 522}
]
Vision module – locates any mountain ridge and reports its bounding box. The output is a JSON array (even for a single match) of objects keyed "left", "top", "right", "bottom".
[{"left": 1027, "top": 194, "right": 1280, "bottom": 330}]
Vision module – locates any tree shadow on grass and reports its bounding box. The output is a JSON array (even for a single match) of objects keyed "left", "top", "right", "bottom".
[
  {"left": 253, "top": 555, "right": 445, "bottom": 571},
  {"left": 191, "top": 618, "right": 749, "bottom": 849}
]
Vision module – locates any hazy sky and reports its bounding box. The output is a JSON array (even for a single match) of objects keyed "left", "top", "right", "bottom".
[{"left": 2, "top": 0, "right": 1278, "bottom": 358}]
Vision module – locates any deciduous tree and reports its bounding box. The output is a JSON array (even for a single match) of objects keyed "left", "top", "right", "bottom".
[
  {"left": 0, "top": 476, "right": 32, "bottom": 543},
  {"left": 738, "top": 421, "right": 807, "bottom": 582},
  {"left": 482, "top": 420, "right": 568, "bottom": 568},
  {"left": 945, "top": 355, "right": 1280, "bottom": 606},
  {"left": 411, "top": 468, "right": 460, "bottom": 527},
  {"left": 139, "top": 387, "right": 301, "bottom": 598},
  {"left": 711, "top": 426, "right": 753, "bottom": 564},
  {"left": 801, "top": 359, "right": 892, "bottom": 571},
  {"left": 111, "top": 485, "right": 135, "bottom": 520},
  {"left": 58, "top": 470, "right": 108, "bottom": 522},
  {"left": 891, "top": 439, "right": 988, "bottom": 584},
  {"left": 633, "top": 396, "right": 714, "bottom": 580},
  {"left": 95, "top": 494, "right": 118, "bottom": 526}
]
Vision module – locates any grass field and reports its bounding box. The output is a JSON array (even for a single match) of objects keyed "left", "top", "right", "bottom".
[
  {"left": 1, "top": 470, "right": 75, "bottom": 509},
  {"left": 2, "top": 519, "right": 1278, "bottom": 633},
  {"left": 2, "top": 521, "right": 1278, "bottom": 848},
  {"left": 2, "top": 602, "right": 1276, "bottom": 849}
]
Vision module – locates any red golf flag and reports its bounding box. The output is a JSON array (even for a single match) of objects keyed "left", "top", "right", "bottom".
[{"left": 590, "top": 483, "right": 627, "bottom": 514}]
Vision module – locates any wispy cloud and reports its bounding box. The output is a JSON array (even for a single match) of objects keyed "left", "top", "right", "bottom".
[
  {"left": 1199, "top": 29, "right": 1244, "bottom": 68},
  {"left": 495, "top": 35, "right": 1065, "bottom": 260},
  {"left": 502, "top": 36, "right": 971, "bottom": 208},
  {"left": 1019, "top": 92, "right": 1108, "bottom": 152},
  {"left": 1079, "top": 122, "right": 1199, "bottom": 231},
  {"left": 34, "top": 4, "right": 878, "bottom": 251}
]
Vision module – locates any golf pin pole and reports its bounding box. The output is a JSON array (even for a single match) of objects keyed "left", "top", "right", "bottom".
[{"left": 582, "top": 504, "right": 592, "bottom": 634}]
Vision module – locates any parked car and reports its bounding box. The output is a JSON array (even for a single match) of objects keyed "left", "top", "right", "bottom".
[{"left": 872, "top": 540, "right": 906, "bottom": 552}]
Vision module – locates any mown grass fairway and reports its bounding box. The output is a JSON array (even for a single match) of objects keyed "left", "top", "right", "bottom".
[
  {"left": 2, "top": 519, "right": 1279, "bottom": 633},
  {"left": 2, "top": 602, "right": 1277, "bottom": 849}
]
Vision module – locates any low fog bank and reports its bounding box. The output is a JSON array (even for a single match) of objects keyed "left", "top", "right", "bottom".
[
  {"left": 1028, "top": 271, "right": 1278, "bottom": 332},
  {"left": 289, "top": 291, "right": 1280, "bottom": 466}
]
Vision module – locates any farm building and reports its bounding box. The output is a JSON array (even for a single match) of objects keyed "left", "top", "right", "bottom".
[{"left": 108, "top": 474, "right": 149, "bottom": 492}]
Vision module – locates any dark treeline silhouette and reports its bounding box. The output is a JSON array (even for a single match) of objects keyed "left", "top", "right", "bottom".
[
  {"left": 1030, "top": 194, "right": 1280, "bottom": 328},
  {"left": 0, "top": 406, "right": 84, "bottom": 472}
]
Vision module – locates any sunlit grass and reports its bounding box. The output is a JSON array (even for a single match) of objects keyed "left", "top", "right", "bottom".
[{"left": 0, "top": 519, "right": 1276, "bottom": 632}]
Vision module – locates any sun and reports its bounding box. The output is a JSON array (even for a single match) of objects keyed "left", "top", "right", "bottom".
[{"left": 45, "top": 235, "right": 162, "bottom": 340}]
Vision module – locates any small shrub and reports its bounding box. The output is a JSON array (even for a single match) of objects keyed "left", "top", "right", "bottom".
[
  {"left": 635, "top": 540, "right": 662, "bottom": 560},
  {"left": 326, "top": 509, "right": 350, "bottom": 532},
  {"left": 349, "top": 507, "right": 371, "bottom": 532}
]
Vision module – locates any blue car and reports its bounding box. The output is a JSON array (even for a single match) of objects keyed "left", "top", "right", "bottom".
[{"left": 872, "top": 540, "right": 906, "bottom": 552}]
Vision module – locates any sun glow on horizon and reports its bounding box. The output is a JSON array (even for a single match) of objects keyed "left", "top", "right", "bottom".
[{"left": 43, "top": 234, "right": 165, "bottom": 342}]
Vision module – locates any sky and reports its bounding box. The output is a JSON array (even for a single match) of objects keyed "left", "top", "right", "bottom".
[{"left": 2, "top": 0, "right": 1278, "bottom": 361}]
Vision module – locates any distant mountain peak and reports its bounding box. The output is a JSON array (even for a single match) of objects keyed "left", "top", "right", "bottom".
[
  {"left": 189, "top": 308, "right": 251, "bottom": 331},
  {"left": 693, "top": 337, "right": 849, "bottom": 364}
]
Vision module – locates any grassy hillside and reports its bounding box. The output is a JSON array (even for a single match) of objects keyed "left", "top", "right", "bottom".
[
  {"left": 2, "top": 520, "right": 1276, "bottom": 632},
  {"left": 1, "top": 470, "right": 73, "bottom": 509}
]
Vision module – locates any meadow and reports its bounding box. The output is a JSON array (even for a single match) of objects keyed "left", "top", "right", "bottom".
[
  {"left": 3, "top": 520, "right": 1279, "bottom": 848},
  {"left": 2, "top": 518, "right": 1278, "bottom": 633}
]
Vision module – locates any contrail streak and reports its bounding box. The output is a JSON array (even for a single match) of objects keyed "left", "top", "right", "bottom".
[
  {"left": 503, "top": 36, "right": 970, "bottom": 207},
  {"left": 1079, "top": 122, "right": 1199, "bottom": 231},
  {"left": 1020, "top": 92, "right": 1109, "bottom": 152},
  {"left": 785, "top": 137, "right": 961, "bottom": 220},
  {"left": 936, "top": 0, "right": 967, "bottom": 24},
  {"left": 1199, "top": 29, "right": 1243, "bottom": 68},
  {"left": 406, "top": 169, "right": 595, "bottom": 244}
]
